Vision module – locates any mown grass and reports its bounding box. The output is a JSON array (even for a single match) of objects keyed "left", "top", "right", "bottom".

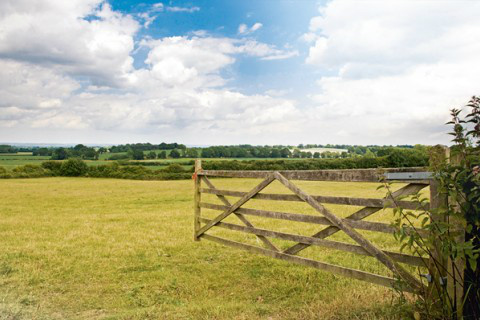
[{"left": 0, "top": 178, "right": 419, "bottom": 319}]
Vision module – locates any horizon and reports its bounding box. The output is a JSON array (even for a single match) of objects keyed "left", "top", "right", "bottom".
[
  {"left": 0, "top": 141, "right": 436, "bottom": 149},
  {"left": 1, "top": 0, "right": 480, "bottom": 145}
]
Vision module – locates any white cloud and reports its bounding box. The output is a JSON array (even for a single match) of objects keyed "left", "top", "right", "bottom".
[
  {"left": 138, "top": 12, "right": 157, "bottom": 28},
  {"left": 0, "top": 1, "right": 300, "bottom": 143},
  {"left": 4, "top": 0, "right": 477, "bottom": 145},
  {"left": 138, "top": 36, "right": 298, "bottom": 89},
  {"left": 238, "top": 22, "right": 263, "bottom": 35},
  {"left": 238, "top": 24, "right": 248, "bottom": 35},
  {"left": 251, "top": 22, "right": 263, "bottom": 32},
  {"left": 0, "top": 0, "right": 139, "bottom": 87},
  {"left": 303, "top": 0, "right": 480, "bottom": 144},
  {"left": 166, "top": 6, "right": 200, "bottom": 13},
  {"left": 152, "top": 3, "right": 164, "bottom": 11}
]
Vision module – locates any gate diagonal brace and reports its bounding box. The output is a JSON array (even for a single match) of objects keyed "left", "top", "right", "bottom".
[
  {"left": 201, "top": 176, "right": 279, "bottom": 251},
  {"left": 196, "top": 174, "right": 276, "bottom": 238},
  {"left": 272, "top": 171, "right": 424, "bottom": 293},
  {"left": 284, "top": 183, "right": 428, "bottom": 255}
]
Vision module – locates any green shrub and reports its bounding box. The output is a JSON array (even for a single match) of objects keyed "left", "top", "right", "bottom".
[
  {"left": 108, "top": 154, "right": 130, "bottom": 160},
  {"left": 12, "top": 164, "right": 48, "bottom": 178},
  {"left": 41, "top": 160, "right": 62, "bottom": 175},
  {"left": 0, "top": 166, "right": 11, "bottom": 178},
  {"left": 87, "top": 163, "right": 120, "bottom": 178},
  {"left": 201, "top": 157, "right": 397, "bottom": 171},
  {"left": 60, "top": 159, "right": 88, "bottom": 177},
  {"left": 163, "top": 163, "right": 185, "bottom": 173}
]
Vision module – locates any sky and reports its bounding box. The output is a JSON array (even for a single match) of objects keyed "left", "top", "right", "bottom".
[{"left": 1, "top": 0, "right": 479, "bottom": 146}]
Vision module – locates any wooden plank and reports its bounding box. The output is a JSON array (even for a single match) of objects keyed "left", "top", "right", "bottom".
[
  {"left": 200, "top": 202, "right": 429, "bottom": 237},
  {"left": 200, "top": 218, "right": 427, "bottom": 267},
  {"left": 284, "top": 183, "right": 428, "bottom": 255},
  {"left": 193, "top": 159, "right": 202, "bottom": 241},
  {"left": 195, "top": 174, "right": 275, "bottom": 237},
  {"left": 201, "top": 234, "right": 413, "bottom": 292},
  {"left": 201, "top": 176, "right": 279, "bottom": 252},
  {"left": 198, "top": 167, "right": 430, "bottom": 182},
  {"left": 273, "top": 172, "right": 424, "bottom": 293},
  {"left": 200, "top": 188, "right": 428, "bottom": 210}
]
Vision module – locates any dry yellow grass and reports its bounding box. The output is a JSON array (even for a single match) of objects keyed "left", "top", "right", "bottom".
[{"left": 0, "top": 177, "right": 419, "bottom": 319}]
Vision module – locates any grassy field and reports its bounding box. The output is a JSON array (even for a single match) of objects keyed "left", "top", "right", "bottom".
[
  {"left": 0, "top": 153, "right": 335, "bottom": 171},
  {"left": 0, "top": 178, "right": 419, "bottom": 319},
  {"left": 0, "top": 155, "right": 51, "bottom": 169}
]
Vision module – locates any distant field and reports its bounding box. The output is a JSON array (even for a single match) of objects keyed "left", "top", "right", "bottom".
[
  {"left": 293, "top": 148, "right": 348, "bottom": 154},
  {"left": 0, "top": 153, "right": 328, "bottom": 170},
  {"left": 0, "top": 177, "right": 418, "bottom": 319},
  {"left": 0, "top": 155, "right": 50, "bottom": 169}
]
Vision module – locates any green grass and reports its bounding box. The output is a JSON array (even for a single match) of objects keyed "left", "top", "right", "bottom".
[
  {"left": 0, "top": 155, "right": 50, "bottom": 169},
  {"left": 0, "top": 150, "right": 339, "bottom": 170},
  {"left": 0, "top": 178, "right": 418, "bottom": 319}
]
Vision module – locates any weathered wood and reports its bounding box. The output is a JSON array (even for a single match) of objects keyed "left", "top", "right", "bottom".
[
  {"left": 427, "top": 178, "right": 449, "bottom": 304},
  {"left": 193, "top": 159, "right": 202, "bottom": 241},
  {"left": 201, "top": 176, "right": 279, "bottom": 252},
  {"left": 284, "top": 183, "right": 429, "bottom": 255},
  {"left": 196, "top": 174, "right": 275, "bottom": 237},
  {"left": 200, "top": 188, "right": 428, "bottom": 210},
  {"left": 199, "top": 202, "right": 429, "bottom": 237},
  {"left": 273, "top": 171, "right": 424, "bottom": 293},
  {"left": 198, "top": 167, "right": 429, "bottom": 182},
  {"left": 200, "top": 218, "right": 427, "bottom": 267},
  {"left": 446, "top": 151, "right": 465, "bottom": 318},
  {"left": 201, "top": 233, "right": 414, "bottom": 292}
]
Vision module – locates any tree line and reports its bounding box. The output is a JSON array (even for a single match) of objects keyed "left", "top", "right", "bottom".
[
  {"left": 0, "top": 147, "right": 429, "bottom": 180},
  {"left": 109, "top": 143, "right": 186, "bottom": 153},
  {"left": 1, "top": 142, "right": 429, "bottom": 162}
]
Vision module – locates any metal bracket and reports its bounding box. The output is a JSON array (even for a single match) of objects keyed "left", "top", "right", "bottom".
[
  {"left": 420, "top": 273, "right": 432, "bottom": 283},
  {"left": 385, "top": 172, "right": 433, "bottom": 180}
]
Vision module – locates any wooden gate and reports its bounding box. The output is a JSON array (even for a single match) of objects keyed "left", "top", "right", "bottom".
[{"left": 193, "top": 160, "right": 436, "bottom": 294}]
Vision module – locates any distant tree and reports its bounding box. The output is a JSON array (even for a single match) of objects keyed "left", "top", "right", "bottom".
[
  {"left": 270, "top": 149, "right": 281, "bottom": 158},
  {"left": 0, "top": 145, "right": 16, "bottom": 153},
  {"left": 33, "top": 147, "right": 51, "bottom": 156},
  {"left": 147, "top": 151, "right": 157, "bottom": 159},
  {"left": 51, "top": 148, "right": 68, "bottom": 160},
  {"left": 364, "top": 149, "right": 375, "bottom": 158},
  {"left": 60, "top": 158, "right": 88, "bottom": 176},
  {"left": 132, "top": 149, "right": 144, "bottom": 160},
  {"left": 83, "top": 148, "right": 98, "bottom": 160},
  {"left": 73, "top": 144, "right": 86, "bottom": 151},
  {"left": 158, "top": 151, "right": 167, "bottom": 159},
  {"left": 201, "top": 148, "right": 213, "bottom": 158},
  {"left": 313, "top": 152, "right": 320, "bottom": 159},
  {"left": 280, "top": 148, "right": 291, "bottom": 158},
  {"left": 300, "top": 151, "right": 312, "bottom": 158},
  {"left": 185, "top": 149, "right": 199, "bottom": 158},
  {"left": 170, "top": 149, "right": 181, "bottom": 159}
]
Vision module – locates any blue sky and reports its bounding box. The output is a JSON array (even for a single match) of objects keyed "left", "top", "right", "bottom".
[
  {"left": 1, "top": 0, "right": 479, "bottom": 145},
  {"left": 115, "top": 0, "right": 321, "bottom": 98}
]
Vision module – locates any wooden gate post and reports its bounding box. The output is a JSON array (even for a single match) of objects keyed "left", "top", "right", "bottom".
[
  {"left": 447, "top": 152, "right": 465, "bottom": 318},
  {"left": 428, "top": 146, "right": 449, "bottom": 308},
  {"left": 194, "top": 159, "right": 202, "bottom": 241},
  {"left": 428, "top": 145, "right": 465, "bottom": 318}
]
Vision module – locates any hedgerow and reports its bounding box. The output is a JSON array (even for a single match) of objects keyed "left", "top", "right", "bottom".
[{"left": 0, "top": 148, "right": 428, "bottom": 181}]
